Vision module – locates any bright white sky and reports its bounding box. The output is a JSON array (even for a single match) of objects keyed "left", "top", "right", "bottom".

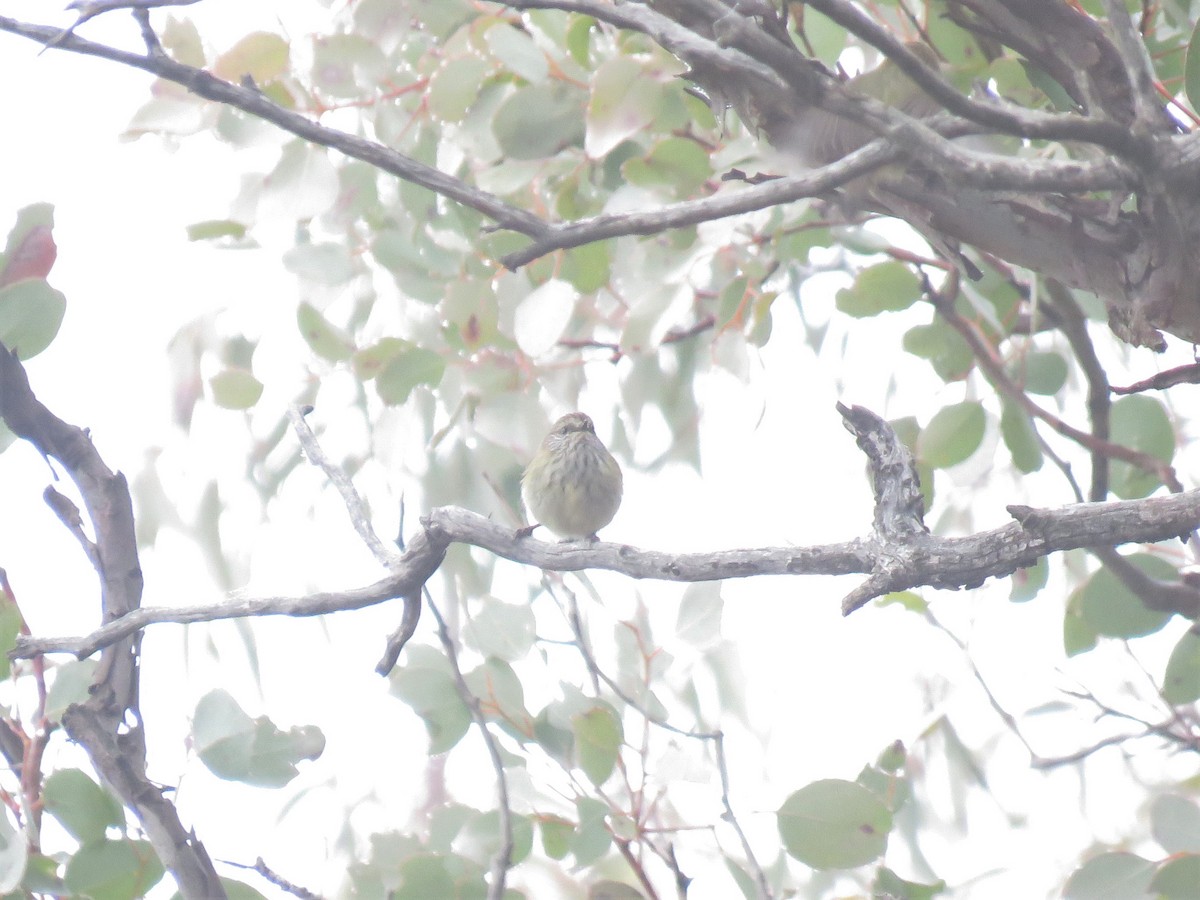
[{"left": 2, "top": 4, "right": 1199, "bottom": 899}]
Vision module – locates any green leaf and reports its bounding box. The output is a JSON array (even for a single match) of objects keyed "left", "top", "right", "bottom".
[
  {"left": 192, "top": 689, "right": 324, "bottom": 788},
  {"left": 21, "top": 852, "right": 64, "bottom": 894},
  {"left": 463, "top": 598, "right": 536, "bottom": 661},
  {"left": 393, "top": 854, "right": 459, "bottom": 900},
  {"left": 1010, "top": 556, "right": 1048, "bottom": 603},
  {"left": 539, "top": 816, "right": 573, "bottom": 860},
  {"left": 310, "top": 33, "right": 388, "bottom": 99},
  {"left": 586, "top": 57, "right": 664, "bottom": 157},
  {"left": 903, "top": 318, "right": 973, "bottom": 382},
  {"left": 675, "top": 582, "right": 723, "bottom": 648},
  {"left": 218, "top": 879, "right": 271, "bottom": 900},
  {"left": 588, "top": 881, "right": 644, "bottom": 899},
  {"left": 878, "top": 591, "right": 928, "bottom": 613},
  {"left": 160, "top": 16, "right": 204, "bottom": 67},
  {"left": 917, "top": 401, "right": 986, "bottom": 469},
  {"left": 0, "top": 279, "right": 66, "bottom": 359},
  {"left": 391, "top": 646, "right": 471, "bottom": 754},
  {"left": 1109, "top": 395, "right": 1175, "bottom": 499},
  {"left": 623, "top": 136, "right": 712, "bottom": 195},
  {"left": 459, "top": 810, "right": 534, "bottom": 866},
  {"left": 533, "top": 707, "right": 574, "bottom": 766},
  {"left": 282, "top": 242, "right": 357, "bottom": 285},
  {"left": 573, "top": 704, "right": 623, "bottom": 786},
  {"left": 1063, "top": 591, "right": 1098, "bottom": 657},
  {"left": 1164, "top": 628, "right": 1200, "bottom": 704},
  {"left": 877, "top": 740, "right": 907, "bottom": 773},
  {"left": 1185, "top": 17, "right": 1200, "bottom": 114},
  {"left": 297, "top": 302, "right": 353, "bottom": 362},
  {"left": 1151, "top": 855, "right": 1200, "bottom": 899},
  {"left": 1151, "top": 794, "right": 1200, "bottom": 854},
  {"left": 209, "top": 369, "right": 263, "bottom": 410},
  {"left": 0, "top": 801, "right": 21, "bottom": 891},
  {"left": 43, "top": 769, "right": 123, "bottom": 844},
  {"left": 493, "top": 82, "right": 586, "bottom": 160},
  {"left": 352, "top": 337, "right": 409, "bottom": 379},
  {"left": 856, "top": 759, "right": 911, "bottom": 813},
  {"left": 428, "top": 54, "right": 492, "bottom": 122},
  {"left": 1078, "top": 553, "right": 1174, "bottom": 639},
  {"left": 1081, "top": 843, "right": 1155, "bottom": 896},
  {"left": 186, "top": 219, "right": 248, "bottom": 242},
  {"left": 484, "top": 22, "right": 548, "bottom": 83},
  {"left": 464, "top": 657, "right": 528, "bottom": 726},
  {"left": 565, "top": 14, "right": 594, "bottom": 67},
  {"left": 874, "top": 867, "right": 946, "bottom": 900},
  {"left": 377, "top": 346, "right": 446, "bottom": 405},
  {"left": 561, "top": 240, "right": 611, "bottom": 294},
  {"left": 778, "top": 778, "right": 892, "bottom": 869},
  {"left": 1014, "top": 349, "right": 1069, "bottom": 396},
  {"left": 514, "top": 279, "right": 576, "bottom": 357},
  {"left": 64, "top": 838, "right": 164, "bottom": 900},
  {"left": 0, "top": 594, "right": 20, "bottom": 680},
  {"left": 44, "top": 659, "right": 99, "bottom": 722},
  {"left": 261, "top": 141, "right": 340, "bottom": 222},
  {"left": 1000, "top": 399, "right": 1043, "bottom": 473},
  {"left": 571, "top": 797, "right": 612, "bottom": 865},
  {"left": 0, "top": 203, "right": 56, "bottom": 285},
  {"left": 836, "top": 262, "right": 921, "bottom": 318},
  {"left": 212, "top": 32, "right": 289, "bottom": 83}
]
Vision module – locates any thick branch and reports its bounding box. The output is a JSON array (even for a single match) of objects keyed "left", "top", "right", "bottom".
[
  {"left": 17, "top": 488, "right": 1200, "bottom": 658},
  {"left": 800, "top": 0, "right": 1145, "bottom": 153},
  {"left": 1045, "top": 279, "right": 1111, "bottom": 501},
  {"left": 62, "top": 706, "right": 223, "bottom": 896},
  {"left": 0, "top": 347, "right": 223, "bottom": 899},
  {"left": 15, "top": 531, "right": 447, "bottom": 659}
]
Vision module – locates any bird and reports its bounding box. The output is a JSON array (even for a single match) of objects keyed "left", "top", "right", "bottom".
[{"left": 520, "top": 412, "right": 623, "bottom": 541}]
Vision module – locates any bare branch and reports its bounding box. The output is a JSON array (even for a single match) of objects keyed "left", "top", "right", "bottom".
[
  {"left": 425, "top": 594, "right": 514, "bottom": 899},
  {"left": 219, "top": 857, "right": 322, "bottom": 900},
  {"left": 926, "top": 284, "right": 1181, "bottom": 490},
  {"left": 1112, "top": 364, "right": 1200, "bottom": 395},
  {"left": 0, "top": 15, "right": 550, "bottom": 240},
  {"left": 16, "top": 440, "right": 1200, "bottom": 658},
  {"left": 789, "top": 0, "right": 1145, "bottom": 152},
  {"left": 14, "top": 541, "right": 445, "bottom": 659},
  {"left": 551, "top": 580, "right": 771, "bottom": 898},
  {"left": 0, "top": 346, "right": 224, "bottom": 899},
  {"left": 1045, "top": 280, "right": 1112, "bottom": 501},
  {"left": 1090, "top": 546, "right": 1200, "bottom": 617},
  {"left": 287, "top": 405, "right": 399, "bottom": 568}
]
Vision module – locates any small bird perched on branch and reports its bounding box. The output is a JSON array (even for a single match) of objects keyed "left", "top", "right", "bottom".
[{"left": 521, "top": 412, "right": 623, "bottom": 541}]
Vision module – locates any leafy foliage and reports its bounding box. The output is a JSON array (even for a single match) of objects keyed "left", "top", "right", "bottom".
[{"left": 6, "top": 0, "right": 1200, "bottom": 897}]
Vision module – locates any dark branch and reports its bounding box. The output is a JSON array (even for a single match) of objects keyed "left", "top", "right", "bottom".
[
  {"left": 15, "top": 444, "right": 1200, "bottom": 658},
  {"left": 0, "top": 15, "right": 549, "bottom": 240},
  {"left": 0, "top": 346, "right": 224, "bottom": 898}
]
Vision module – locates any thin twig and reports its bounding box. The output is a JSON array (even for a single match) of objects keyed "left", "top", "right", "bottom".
[
  {"left": 1044, "top": 280, "right": 1111, "bottom": 501},
  {"left": 287, "top": 406, "right": 399, "bottom": 568},
  {"left": 220, "top": 857, "right": 323, "bottom": 900},
  {"left": 925, "top": 286, "right": 1182, "bottom": 491},
  {"left": 425, "top": 595, "right": 514, "bottom": 900},
  {"left": 549, "top": 579, "right": 771, "bottom": 899}
]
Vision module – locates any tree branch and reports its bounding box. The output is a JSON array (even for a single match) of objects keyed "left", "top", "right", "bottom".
[
  {"left": 0, "top": 15, "right": 550, "bottom": 241},
  {"left": 1045, "top": 279, "right": 1112, "bottom": 502},
  {"left": 776, "top": 0, "right": 1145, "bottom": 152},
  {"left": 15, "top": 410, "right": 1200, "bottom": 658},
  {"left": 926, "top": 284, "right": 1181, "bottom": 490},
  {"left": 0, "top": 346, "right": 224, "bottom": 899}
]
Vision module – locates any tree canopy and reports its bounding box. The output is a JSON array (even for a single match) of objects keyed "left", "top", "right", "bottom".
[{"left": 4, "top": 1, "right": 1200, "bottom": 898}]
